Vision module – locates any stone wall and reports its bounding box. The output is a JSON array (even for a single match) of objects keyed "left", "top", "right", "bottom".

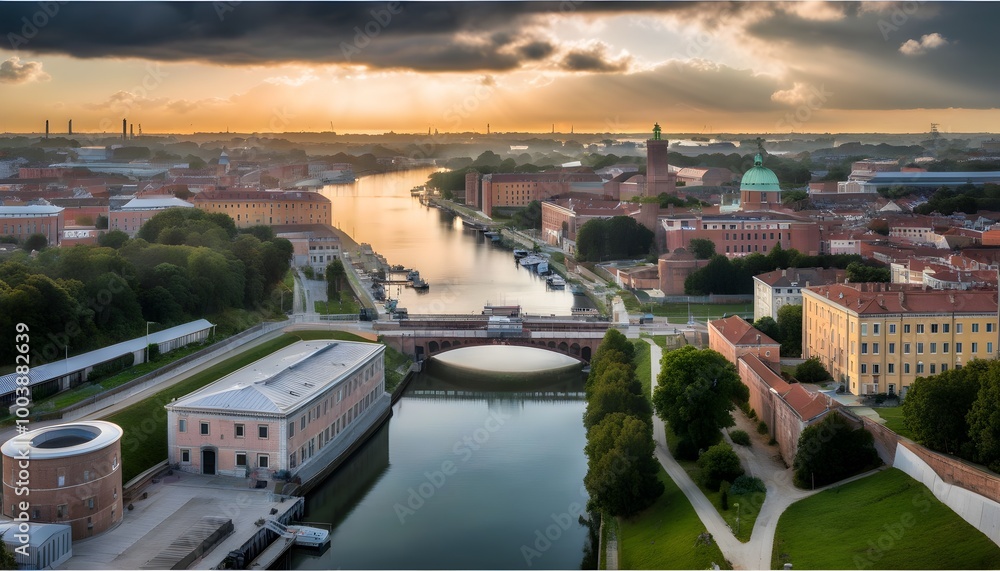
[{"left": 899, "top": 440, "right": 1000, "bottom": 506}]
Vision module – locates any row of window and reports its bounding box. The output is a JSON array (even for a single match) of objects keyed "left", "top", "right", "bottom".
[
  {"left": 291, "top": 386, "right": 381, "bottom": 469},
  {"left": 860, "top": 322, "right": 993, "bottom": 335},
  {"left": 726, "top": 244, "right": 770, "bottom": 253},
  {"left": 860, "top": 341, "right": 992, "bottom": 355},
  {"left": 861, "top": 362, "right": 952, "bottom": 375},
  {"left": 180, "top": 419, "right": 269, "bottom": 439},
  {"left": 214, "top": 202, "right": 327, "bottom": 209},
  {"left": 179, "top": 448, "right": 269, "bottom": 469},
  {"left": 724, "top": 232, "right": 784, "bottom": 241},
  {"left": 288, "top": 363, "right": 381, "bottom": 438}
]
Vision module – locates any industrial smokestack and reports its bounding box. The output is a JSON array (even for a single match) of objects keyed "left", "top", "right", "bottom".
[
  {"left": 45, "top": 120, "right": 49, "bottom": 139},
  {"left": 68, "top": 119, "right": 72, "bottom": 136},
  {"left": 122, "top": 118, "right": 127, "bottom": 141},
  {"left": 130, "top": 124, "right": 134, "bottom": 140}
]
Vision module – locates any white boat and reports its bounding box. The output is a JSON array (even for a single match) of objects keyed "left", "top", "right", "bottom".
[
  {"left": 536, "top": 261, "right": 549, "bottom": 274},
  {"left": 513, "top": 249, "right": 529, "bottom": 258},
  {"left": 519, "top": 255, "right": 545, "bottom": 267},
  {"left": 547, "top": 275, "right": 566, "bottom": 288},
  {"left": 263, "top": 519, "right": 330, "bottom": 547}
]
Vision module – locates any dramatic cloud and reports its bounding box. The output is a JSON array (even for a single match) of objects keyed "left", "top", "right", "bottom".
[
  {"left": 560, "top": 43, "right": 632, "bottom": 73},
  {"left": 899, "top": 33, "right": 949, "bottom": 56},
  {"left": 0, "top": 57, "right": 49, "bottom": 83}
]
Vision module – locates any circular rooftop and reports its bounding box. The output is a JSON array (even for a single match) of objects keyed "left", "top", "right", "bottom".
[
  {"left": 1, "top": 421, "right": 122, "bottom": 460},
  {"left": 740, "top": 153, "right": 781, "bottom": 192}
]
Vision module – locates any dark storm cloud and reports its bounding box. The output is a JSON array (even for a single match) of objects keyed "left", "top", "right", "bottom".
[
  {"left": 517, "top": 41, "right": 556, "bottom": 61},
  {"left": 561, "top": 47, "right": 630, "bottom": 73}
]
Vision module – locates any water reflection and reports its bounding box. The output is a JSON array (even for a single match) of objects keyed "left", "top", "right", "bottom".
[
  {"left": 292, "top": 356, "right": 591, "bottom": 570},
  {"left": 430, "top": 345, "right": 580, "bottom": 376}
]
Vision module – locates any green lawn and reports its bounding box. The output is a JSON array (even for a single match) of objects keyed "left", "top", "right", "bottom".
[
  {"left": 315, "top": 295, "right": 360, "bottom": 315},
  {"left": 106, "top": 330, "right": 397, "bottom": 483},
  {"left": 772, "top": 468, "right": 1000, "bottom": 569},
  {"left": 874, "top": 406, "right": 915, "bottom": 440},
  {"left": 633, "top": 340, "right": 652, "bottom": 401},
  {"left": 618, "top": 466, "right": 731, "bottom": 569},
  {"left": 648, "top": 302, "right": 754, "bottom": 324}
]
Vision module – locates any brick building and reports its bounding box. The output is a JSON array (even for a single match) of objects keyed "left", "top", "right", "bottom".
[
  {"left": 753, "top": 267, "right": 846, "bottom": 321},
  {"left": 191, "top": 190, "right": 331, "bottom": 228},
  {"left": 708, "top": 315, "right": 781, "bottom": 366},
  {"left": 0, "top": 204, "right": 64, "bottom": 246}
]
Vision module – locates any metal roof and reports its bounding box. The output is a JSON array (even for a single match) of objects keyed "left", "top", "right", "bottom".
[
  {"left": 868, "top": 171, "right": 1000, "bottom": 184},
  {"left": 0, "top": 522, "right": 71, "bottom": 546},
  {"left": 168, "top": 340, "right": 383, "bottom": 416},
  {"left": 120, "top": 197, "right": 194, "bottom": 210},
  {"left": 0, "top": 319, "right": 214, "bottom": 396},
  {"left": 0, "top": 205, "right": 64, "bottom": 215}
]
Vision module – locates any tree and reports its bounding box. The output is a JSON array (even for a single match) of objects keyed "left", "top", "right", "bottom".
[
  {"left": 574, "top": 216, "right": 653, "bottom": 262},
  {"left": 689, "top": 238, "right": 716, "bottom": 259},
  {"left": 0, "top": 539, "right": 16, "bottom": 569},
  {"left": 794, "top": 357, "right": 833, "bottom": 384},
  {"left": 697, "top": 442, "right": 745, "bottom": 491},
  {"left": 966, "top": 361, "right": 1000, "bottom": 471},
  {"left": 846, "top": 261, "right": 890, "bottom": 283},
  {"left": 21, "top": 233, "right": 47, "bottom": 252},
  {"left": 652, "top": 346, "right": 748, "bottom": 451},
  {"left": 751, "top": 316, "right": 780, "bottom": 343},
  {"left": 584, "top": 412, "right": 664, "bottom": 517},
  {"left": 776, "top": 304, "right": 803, "bottom": 357},
  {"left": 903, "top": 362, "right": 982, "bottom": 457},
  {"left": 98, "top": 229, "right": 130, "bottom": 249},
  {"left": 326, "top": 258, "right": 347, "bottom": 300},
  {"left": 575, "top": 219, "right": 607, "bottom": 262},
  {"left": 511, "top": 201, "right": 543, "bottom": 230},
  {"left": 793, "top": 413, "right": 880, "bottom": 488},
  {"left": 95, "top": 214, "right": 109, "bottom": 229}
]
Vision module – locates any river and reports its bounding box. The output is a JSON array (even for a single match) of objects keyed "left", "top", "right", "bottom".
[{"left": 291, "top": 170, "right": 595, "bottom": 569}]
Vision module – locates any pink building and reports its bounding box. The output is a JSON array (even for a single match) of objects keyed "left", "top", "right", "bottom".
[
  {"left": 0, "top": 205, "right": 64, "bottom": 246},
  {"left": 109, "top": 196, "right": 194, "bottom": 236},
  {"left": 166, "top": 340, "right": 387, "bottom": 479}
]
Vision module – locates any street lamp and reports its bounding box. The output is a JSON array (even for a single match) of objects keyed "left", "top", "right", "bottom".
[
  {"left": 146, "top": 321, "right": 157, "bottom": 363},
  {"left": 734, "top": 502, "right": 741, "bottom": 535}
]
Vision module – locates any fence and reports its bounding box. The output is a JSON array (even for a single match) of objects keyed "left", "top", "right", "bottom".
[{"left": 660, "top": 295, "right": 754, "bottom": 304}]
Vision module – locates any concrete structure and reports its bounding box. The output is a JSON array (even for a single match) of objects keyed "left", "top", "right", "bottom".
[
  {"left": 108, "top": 196, "right": 194, "bottom": 236},
  {"left": 274, "top": 224, "right": 341, "bottom": 271},
  {"left": 1, "top": 421, "right": 124, "bottom": 540},
  {"left": 540, "top": 198, "right": 634, "bottom": 249},
  {"left": 645, "top": 123, "right": 676, "bottom": 196},
  {"left": 479, "top": 170, "right": 603, "bottom": 217},
  {"left": 0, "top": 205, "right": 64, "bottom": 246},
  {"left": 657, "top": 250, "right": 710, "bottom": 295},
  {"left": 661, "top": 212, "right": 821, "bottom": 257},
  {"left": 166, "top": 340, "right": 386, "bottom": 479},
  {"left": 191, "top": 190, "right": 331, "bottom": 228},
  {"left": 802, "top": 283, "right": 1000, "bottom": 396},
  {"left": 739, "top": 154, "right": 781, "bottom": 211},
  {"left": 0, "top": 522, "right": 72, "bottom": 569},
  {"left": 708, "top": 315, "right": 781, "bottom": 366},
  {"left": 753, "top": 267, "right": 846, "bottom": 321}
]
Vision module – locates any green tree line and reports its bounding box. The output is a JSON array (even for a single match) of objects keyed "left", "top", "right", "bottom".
[
  {"left": 0, "top": 209, "right": 292, "bottom": 365},
  {"left": 576, "top": 216, "right": 654, "bottom": 262}
]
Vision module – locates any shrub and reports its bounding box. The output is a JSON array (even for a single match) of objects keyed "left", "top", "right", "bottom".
[
  {"left": 793, "top": 413, "right": 881, "bottom": 488},
  {"left": 795, "top": 357, "right": 834, "bottom": 384},
  {"left": 730, "top": 429, "right": 751, "bottom": 446},
  {"left": 697, "top": 442, "right": 745, "bottom": 491},
  {"left": 720, "top": 489, "right": 729, "bottom": 510},
  {"left": 730, "top": 475, "right": 766, "bottom": 495},
  {"left": 757, "top": 420, "right": 769, "bottom": 435},
  {"left": 87, "top": 353, "right": 135, "bottom": 383},
  {"left": 674, "top": 437, "right": 700, "bottom": 461}
]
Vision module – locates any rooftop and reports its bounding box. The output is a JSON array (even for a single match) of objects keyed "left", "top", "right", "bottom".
[
  {"left": 0, "top": 420, "right": 122, "bottom": 460},
  {"left": 168, "top": 340, "right": 383, "bottom": 416},
  {"left": 754, "top": 267, "right": 846, "bottom": 288},
  {"left": 119, "top": 196, "right": 194, "bottom": 210},
  {"left": 739, "top": 154, "right": 781, "bottom": 192},
  {"left": 710, "top": 315, "right": 780, "bottom": 347},
  {"left": 803, "top": 282, "right": 999, "bottom": 314}
]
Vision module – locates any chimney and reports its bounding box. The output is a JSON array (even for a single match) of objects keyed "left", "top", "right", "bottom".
[
  {"left": 122, "top": 118, "right": 127, "bottom": 141},
  {"left": 45, "top": 119, "right": 49, "bottom": 139},
  {"left": 782, "top": 269, "right": 787, "bottom": 277},
  {"left": 130, "top": 124, "right": 134, "bottom": 140},
  {"left": 68, "top": 119, "right": 72, "bottom": 136}
]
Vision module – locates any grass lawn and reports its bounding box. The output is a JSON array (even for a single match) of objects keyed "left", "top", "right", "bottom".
[
  {"left": 633, "top": 340, "right": 652, "bottom": 401},
  {"left": 618, "top": 466, "right": 731, "bottom": 569},
  {"left": 106, "top": 329, "right": 401, "bottom": 483},
  {"left": 874, "top": 406, "right": 915, "bottom": 440},
  {"left": 772, "top": 468, "right": 1000, "bottom": 569},
  {"left": 647, "top": 302, "right": 754, "bottom": 324},
  {"left": 315, "top": 294, "right": 360, "bottom": 315}
]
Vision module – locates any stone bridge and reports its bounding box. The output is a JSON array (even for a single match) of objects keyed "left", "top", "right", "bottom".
[{"left": 374, "top": 315, "right": 613, "bottom": 362}]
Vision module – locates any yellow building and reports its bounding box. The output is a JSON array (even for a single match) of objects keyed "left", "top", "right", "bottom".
[
  {"left": 191, "top": 190, "right": 331, "bottom": 228},
  {"left": 802, "top": 283, "right": 999, "bottom": 397}
]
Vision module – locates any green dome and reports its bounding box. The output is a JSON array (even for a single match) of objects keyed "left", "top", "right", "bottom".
[{"left": 740, "top": 154, "right": 781, "bottom": 192}]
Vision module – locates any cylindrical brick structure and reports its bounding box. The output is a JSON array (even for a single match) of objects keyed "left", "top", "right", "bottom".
[{"left": 2, "top": 421, "right": 124, "bottom": 540}]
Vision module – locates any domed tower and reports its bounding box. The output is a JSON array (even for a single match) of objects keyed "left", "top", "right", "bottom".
[
  {"left": 218, "top": 148, "right": 231, "bottom": 175},
  {"left": 739, "top": 153, "right": 781, "bottom": 211}
]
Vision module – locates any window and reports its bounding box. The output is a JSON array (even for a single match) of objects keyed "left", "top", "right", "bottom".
[
  {"left": 178, "top": 419, "right": 187, "bottom": 433},
  {"left": 943, "top": 324, "right": 950, "bottom": 333},
  {"left": 930, "top": 343, "right": 937, "bottom": 354},
  {"left": 888, "top": 343, "right": 895, "bottom": 354},
  {"left": 288, "top": 422, "right": 294, "bottom": 438},
  {"left": 57, "top": 504, "right": 67, "bottom": 518},
  {"left": 861, "top": 324, "right": 868, "bottom": 336},
  {"left": 181, "top": 449, "right": 190, "bottom": 463},
  {"left": 235, "top": 452, "right": 247, "bottom": 467},
  {"left": 86, "top": 498, "right": 95, "bottom": 510},
  {"left": 904, "top": 363, "right": 911, "bottom": 374},
  {"left": 956, "top": 342, "right": 963, "bottom": 353},
  {"left": 931, "top": 324, "right": 938, "bottom": 333},
  {"left": 917, "top": 342, "right": 924, "bottom": 354},
  {"left": 861, "top": 343, "right": 868, "bottom": 354},
  {"left": 873, "top": 364, "right": 880, "bottom": 374},
  {"left": 888, "top": 363, "right": 895, "bottom": 374},
  {"left": 290, "top": 452, "right": 297, "bottom": 469},
  {"left": 904, "top": 343, "right": 911, "bottom": 354},
  {"left": 942, "top": 363, "right": 948, "bottom": 372},
  {"left": 916, "top": 324, "right": 925, "bottom": 334},
  {"left": 973, "top": 323, "right": 980, "bottom": 333},
  {"left": 989, "top": 323, "right": 996, "bottom": 333},
  {"left": 989, "top": 342, "right": 995, "bottom": 354},
  {"left": 916, "top": 362, "right": 924, "bottom": 374},
  {"left": 873, "top": 323, "right": 881, "bottom": 335},
  {"left": 904, "top": 324, "right": 911, "bottom": 333},
  {"left": 873, "top": 343, "right": 879, "bottom": 355},
  {"left": 258, "top": 455, "right": 270, "bottom": 468},
  {"left": 973, "top": 342, "right": 979, "bottom": 353},
  {"left": 200, "top": 422, "right": 209, "bottom": 436},
  {"left": 930, "top": 364, "right": 937, "bottom": 374},
  {"left": 889, "top": 324, "right": 897, "bottom": 334},
  {"left": 957, "top": 323, "right": 964, "bottom": 334},
  {"left": 943, "top": 343, "right": 949, "bottom": 353},
  {"left": 235, "top": 424, "right": 244, "bottom": 438},
  {"left": 301, "top": 416, "right": 306, "bottom": 430},
  {"left": 258, "top": 425, "right": 269, "bottom": 439},
  {"left": 861, "top": 363, "right": 868, "bottom": 374}
]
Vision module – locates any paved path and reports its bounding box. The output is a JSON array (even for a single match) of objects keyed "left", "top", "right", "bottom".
[{"left": 643, "top": 339, "right": 882, "bottom": 569}]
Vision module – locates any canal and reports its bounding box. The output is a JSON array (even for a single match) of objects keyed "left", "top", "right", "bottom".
[{"left": 292, "top": 171, "right": 595, "bottom": 569}]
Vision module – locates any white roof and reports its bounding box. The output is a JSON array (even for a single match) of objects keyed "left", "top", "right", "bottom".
[
  {"left": 0, "top": 205, "right": 63, "bottom": 215},
  {"left": 168, "top": 340, "right": 383, "bottom": 416},
  {"left": 120, "top": 196, "right": 194, "bottom": 210},
  {"left": 1, "top": 420, "right": 122, "bottom": 460},
  {"left": 0, "top": 319, "right": 214, "bottom": 396},
  {"left": 0, "top": 522, "right": 71, "bottom": 546}
]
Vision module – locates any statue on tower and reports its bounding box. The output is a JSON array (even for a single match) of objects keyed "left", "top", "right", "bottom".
[{"left": 652, "top": 122, "right": 662, "bottom": 141}]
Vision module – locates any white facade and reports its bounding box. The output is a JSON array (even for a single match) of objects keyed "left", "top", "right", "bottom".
[{"left": 753, "top": 277, "right": 804, "bottom": 321}]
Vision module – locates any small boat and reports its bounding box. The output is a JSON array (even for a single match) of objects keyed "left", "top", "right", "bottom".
[
  {"left": 406, "top": 269, "right": 420, "bottom": 281},
  {"left": 490, "top": 234, "right": 501, "bottom": 242},
  {"left": 519, "top": 255, "right": 545, "bottom": 267},
  {"left": 570, "top": 284, "right": 587, "bottom": 295},
  {"left": 411, "top": 185, "right": 427, "bottom": 195},
  {"left": 547, "top": 275, "right": 566, "bottom": 289},
  {"left": 263, "top": 519, "right": 330, "bottom": 548},
  {"left": 410, "top": 277, "right": 429, "bottom": 290},
  {"left": 513, "top": 249, "right": 528, "bottom": 259},
  {"left": 536, "top": 261, "right": 550, "bottom": 274}
]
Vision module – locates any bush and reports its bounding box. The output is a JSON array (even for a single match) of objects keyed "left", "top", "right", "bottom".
[
  {"left": 697, "top": 442, "right": 745, "bottom": 491},
  {"left": 795, "top": 357, "right": 834, "bottom": 384},
  {"left": 87, "top": 353, "right": 135, "bottom": 383},
  {"left": 757, "top": 420, "right": 769, "bottom": 435},
  {"left": 730, "top": 429, "right": 751, "bottom": 446},
  {"left": 793, "top": 413, "right": 881, "bottom": 488},
  {"left": 720, "top": 489, "right": 729, "bottom": 510},
  {"left": 730, "top": 475, "right": 766, "bottom": 495},
  {"left": 674, "top": 437, "right": 701, "bottom": 461}
]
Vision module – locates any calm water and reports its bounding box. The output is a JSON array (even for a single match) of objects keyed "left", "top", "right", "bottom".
[
  {"left": 292, "top": 353, "right": 591, "bottom": 570},
  {"left": 320, "top": 169, "right": 586, "bottom": 315},
  {"left": 292, "top": 171, "right": 595, "bottom": 570}
]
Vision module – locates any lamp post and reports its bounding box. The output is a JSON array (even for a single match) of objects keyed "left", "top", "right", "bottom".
[
  {"left": 146, "top": 321, "right": 157, "bottom": 363},
  {"left": 734, "top": 502, "right": 740, "bottom": 536}
]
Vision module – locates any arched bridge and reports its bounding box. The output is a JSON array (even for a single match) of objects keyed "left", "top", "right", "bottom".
[{"left": 373, "top": 315, "right": 613, "bottom": 362}]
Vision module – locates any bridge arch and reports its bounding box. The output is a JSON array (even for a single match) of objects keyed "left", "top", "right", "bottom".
[{"left": 419, "top": 339, "right": 591, "bottom": 363}]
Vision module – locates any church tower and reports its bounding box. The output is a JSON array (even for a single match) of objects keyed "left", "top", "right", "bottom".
[{"left": 646, "top": 122, "right": 675, "bottom": 197}]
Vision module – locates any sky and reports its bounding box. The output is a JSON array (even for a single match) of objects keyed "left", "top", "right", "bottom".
[{"left": 0, "top": 1, "right": 998, "bottom": 136}]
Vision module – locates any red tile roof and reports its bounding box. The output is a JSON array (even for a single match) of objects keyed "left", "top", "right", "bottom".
[
  {"left": 804, "top": 283, "right": 998, "bottom": 314},
  {"left": 783, "top": 384, "right": 831, "bottom": 421},
  {"left": 740, "top": 353, "right": 791, "bottom": 393},
  {"left": 710, "top": 315, "right": 780, "bottom": 347}
]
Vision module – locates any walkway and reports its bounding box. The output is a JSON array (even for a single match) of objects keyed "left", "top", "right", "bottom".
[{"left": 643, "top": 339, "right": 881, "bottom": 569}]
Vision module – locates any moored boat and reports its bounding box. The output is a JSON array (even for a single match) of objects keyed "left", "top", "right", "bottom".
[
  {"left": 547, "top": 275, "right": 566, "bottom": 288},
  {"left": 513, "top": 249, "right": 528, "bottom": 258}
]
